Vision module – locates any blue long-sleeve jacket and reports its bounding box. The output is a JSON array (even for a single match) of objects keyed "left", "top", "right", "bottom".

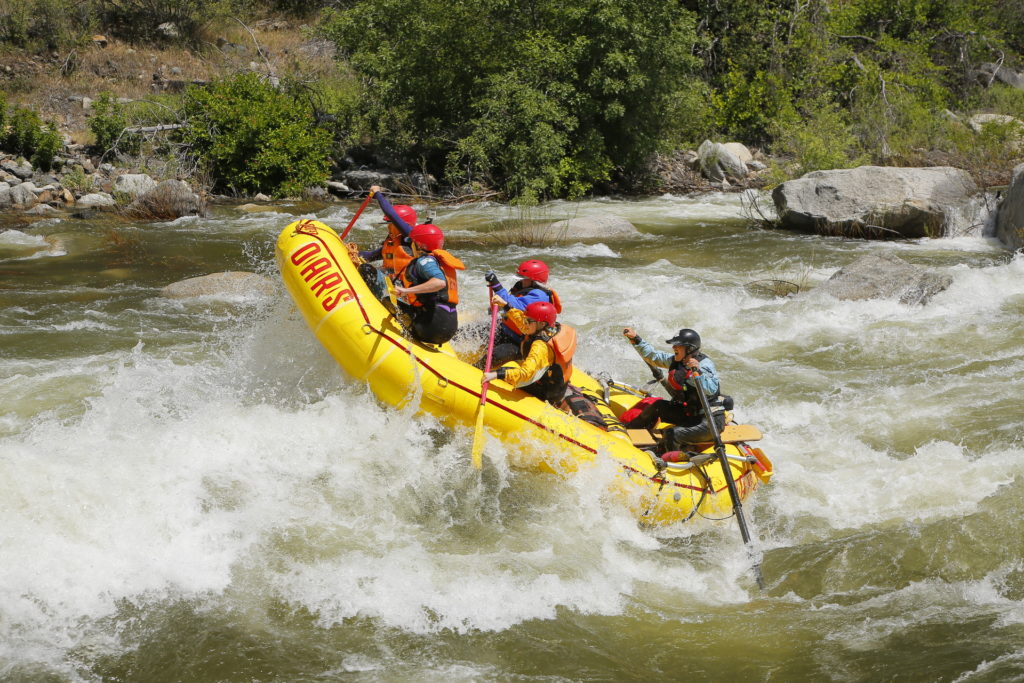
[
  {"left": 493, "top": 280, "right": 553, "bottom": 341},
  {"left": 359, "top": 192, "right": 414, "bottom": 261},
  {"left": 492, "top": 281, "right": 550, "bottom": 312},
  {"left": 630, "top": 337, "right": 719, "bottom": 396}
]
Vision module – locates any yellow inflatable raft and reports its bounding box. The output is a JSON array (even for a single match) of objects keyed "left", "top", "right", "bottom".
[{"left": 276, "top": 219, "right": 773, "bottom": 526}]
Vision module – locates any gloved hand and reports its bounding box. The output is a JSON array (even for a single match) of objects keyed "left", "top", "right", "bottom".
[{"left": 485, "top": 271, "right": 501, "bottom": 289}]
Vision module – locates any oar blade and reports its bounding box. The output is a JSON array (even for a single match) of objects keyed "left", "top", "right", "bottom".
[{"left": 470, "top": 406, "right": 485, "bottom": 468}]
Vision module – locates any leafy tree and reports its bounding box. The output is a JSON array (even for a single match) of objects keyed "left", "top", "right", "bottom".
[
  {"left": 320, "top": 0, "right": 700, "bottom": 200},
  {"left": 178, "top": 73, "right": 333, "bottom": 197}
]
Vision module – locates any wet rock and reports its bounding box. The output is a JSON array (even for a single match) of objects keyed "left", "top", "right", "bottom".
[
  {"left": 818, "top": 252, "right": 952, "bottom": 305},
  {"left": 996, "top": 163, "right": 1024, "bottom": 252},
  {"left": 0, "top": 183, "right": 11, "bottom": 208},
  {"left": 772, "top": 166, "right": 978, "bottom": 239},
  {"left": 546, "top": 213, "right": 639, "bottom": 241},
  {"left": 24, "top": 204, "right": 59, "bottom": 216},
  {"left": 161, "top": 271, "right": 277, "bottom": 299}
]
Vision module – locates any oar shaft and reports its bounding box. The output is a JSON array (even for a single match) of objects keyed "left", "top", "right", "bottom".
[
  {"left": 339, "top": 192, "right": 374, "bottom": 241},
  {"left": 692, "top": 373, "right": 765, "bottom": 589},
  {"left": 479, "top": 302, "right": 500, "bottom": 405},
  {"left": 471, "top": 300, "right": 501, "bottom": 469}
]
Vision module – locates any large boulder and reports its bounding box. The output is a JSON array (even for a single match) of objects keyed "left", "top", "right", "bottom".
[
  {"left": 9, "top": 182, "right": 38, "bottom": 208},
  {"left": 161, "top": 271, "right": 276, "bottom": 299},
  {"left": 818, "top": 252, "right": 952, "bottom": 305},
  {"left": 0, "top": 182, "right": 10, "bottom": 209},
  {"left": 697, "top": 140, "right": 748, "bottom": 182},
  {"left": 772, "top": 166, "right": 978, "bottom": 238},
  {"left": 126, "top": 180, "right": 206, "bottom": 219},
  {"left": 113, "top": 173, "right": 157, "bottom": 198},
  {"left": 77, "top": 192, "right": 117, "bottom": 209},
  {"left": 546, "top": 214, "right": 639, "bottom": 241},
  {"left": 996, "top": 163, "right": 1024, "bottom": 252}
]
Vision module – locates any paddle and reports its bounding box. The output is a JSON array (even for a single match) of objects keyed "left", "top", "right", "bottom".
[
  {"left": 690, "top": 369, "right": 766, "bottom": 590},
  {"left": 471, "top": 299, "right": 501, "bottom": 469},
  {"left": 339, "top": 190, "right": 374, "bottom": 241},
  {"left": 641, "top": 355, "right": 672, "bottom": 394}
]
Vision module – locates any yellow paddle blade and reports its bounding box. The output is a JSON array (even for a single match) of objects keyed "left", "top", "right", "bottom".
[
  {"left": 470, "top": 405, "right": 485, "bottom": 468},
  {"left": 384, "top": 275, "right": 399, "bottom": 307}
]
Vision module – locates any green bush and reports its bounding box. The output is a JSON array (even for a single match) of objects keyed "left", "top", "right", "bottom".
[
  {"left": 0, "top": 0, "right": 93, "bottom": 49},
  {"left": 31, "top": 123, "right": 62, "bottom": 170},
  {"left": 771, "top": 99, "right": 866, "bottom": 175},
  {"left": 321, "top": 0, "right": 700, "bottom": 200},
  {"left": 178, "top": 73, "right": 332, "bottom": 197},
  {"left": 0, "top": 106, "right": 62, "bottom": 170},
  {"left": 89, "top": 93, "right": 142, "bottom": 157}
]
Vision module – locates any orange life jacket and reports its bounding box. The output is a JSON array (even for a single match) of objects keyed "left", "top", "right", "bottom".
[
  {"left": 398, "top": 249, "right": 466, "bottom": 307},
  {"left": 380, "top": 224, "right": 413, "bottom": 276},
  {"left": 546, "top": 322, "right": 576, "bottom": 379},
  {"left": 519, "top": 322, "right": 577, "bottom": 403}
]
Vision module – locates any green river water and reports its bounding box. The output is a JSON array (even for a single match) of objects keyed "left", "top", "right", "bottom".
[{"left": 1, "top": 194, "right": 1022, "bottom": 681}]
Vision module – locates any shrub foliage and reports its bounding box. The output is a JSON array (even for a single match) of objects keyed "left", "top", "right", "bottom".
[
  {"left": 0, "top": 97, "right": 62, "bottom": 169},
  {"left": 320, "top": 0, "right": 701, "bottom": 201},
  {"left": 177, "top": 73, "right": 333, "bottom": 198}
]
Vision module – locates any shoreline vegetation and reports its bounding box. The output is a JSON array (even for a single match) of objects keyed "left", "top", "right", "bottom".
[{"left": 0, "top": 1, "right": 1023, "bottom": 226}]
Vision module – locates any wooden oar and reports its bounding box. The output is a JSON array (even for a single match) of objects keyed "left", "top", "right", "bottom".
[
  {"left": 339, "top": 191, "right": 374, "bottom": 241},
  {"left": 471, "top": 300, "right": 501, "bottom": 469},
  {"left": 691, "top": 371, "right": 766, "bottom": 590}
]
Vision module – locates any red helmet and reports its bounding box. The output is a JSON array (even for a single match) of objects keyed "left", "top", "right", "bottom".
[
  {"left": 525, "top": 301, "right": 557, "bottom": 326},
  {"left": 385, "top": 204, "right": 418, "bottom": 226},
  {"left": 409, "top": 223, "right": 444, "bottom": 251},
  {"left": 516, "top": 259, "right": 549, "bottom": 283}
]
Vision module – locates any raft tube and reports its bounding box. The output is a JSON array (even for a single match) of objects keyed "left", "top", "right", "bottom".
[{"left": 276, "top": 219, "right": 772, "bottom": 526}]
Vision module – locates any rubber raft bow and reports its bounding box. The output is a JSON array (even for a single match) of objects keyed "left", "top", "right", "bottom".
[{"left": 276, "top": 219, "right": 773, "bottom": 526}]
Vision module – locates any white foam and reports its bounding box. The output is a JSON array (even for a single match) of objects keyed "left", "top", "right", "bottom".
[
  {"left": 2, "top": 198, "right": 1023, "bottom": 674},
  {"left": 0, "top": 229, "right": 48, "bottom": 247}
]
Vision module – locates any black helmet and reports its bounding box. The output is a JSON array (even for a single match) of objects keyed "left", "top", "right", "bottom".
[{"left": 665, "top": 328, "right": 700, "bottom": 352}]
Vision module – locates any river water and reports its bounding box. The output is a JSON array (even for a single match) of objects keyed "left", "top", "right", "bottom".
[{"left": 1, "top": 194, "right": 1022, "bottom": 681}]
